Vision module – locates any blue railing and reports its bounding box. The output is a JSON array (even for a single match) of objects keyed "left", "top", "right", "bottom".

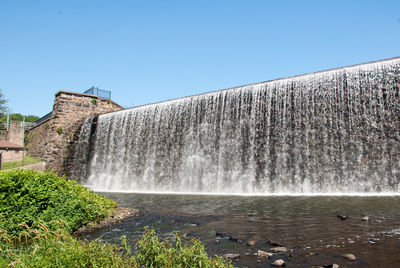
[{"left": 84, "top": 87, "right": 111, "bottom": 99}]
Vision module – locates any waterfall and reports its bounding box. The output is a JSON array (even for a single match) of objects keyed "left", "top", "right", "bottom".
[{"left": 72, "top": 58, "right": 400, "bottom": 194}]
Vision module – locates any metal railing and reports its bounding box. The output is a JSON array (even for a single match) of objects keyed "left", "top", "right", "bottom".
[{"left": 84, "top": 87, "right": 111, "bottom": 99}]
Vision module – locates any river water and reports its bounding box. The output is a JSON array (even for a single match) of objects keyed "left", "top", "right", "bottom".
[{"left": 80, "top": 193, "right": 400, "bottom": 267}]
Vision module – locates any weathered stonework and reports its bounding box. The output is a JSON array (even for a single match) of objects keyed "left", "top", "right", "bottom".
[{"left": 26, "top": 91, "right": 123, "bottom": 174}]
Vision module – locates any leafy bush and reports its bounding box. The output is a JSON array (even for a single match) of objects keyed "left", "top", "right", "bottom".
[
  {"left": 0, "top": 169, "right": 117, "bottom": 238},
  {"left": 0, "top": 226, "right": 232, "bottom": 268},
  {"left": 0, "top": 224, "right": 137, "bottom": 267},
  {"left": 56, "top": 126, "right": 63, "bottom": 135},
  {"left": 135, "top": 228, "right": 233, "bottom": 268}
]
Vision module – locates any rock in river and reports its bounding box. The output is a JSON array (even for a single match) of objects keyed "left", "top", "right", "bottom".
[
  {"left": 270, "top": 247, "right": 288, "bottom": 253},
  {"left": 246, "top": 239, "right": 257, "bottom": 246},
  {"left": 223, "top": 253, "right": 240, "bottom": 260},
  {"left": 257, "top": 250, "right": 273, "bottom": 258},
  {"left": 342, "top": 253, "right": 356, "bottom": 261},
  {"left": 271, "top": 259, "right": 286, "bottom": 266}
]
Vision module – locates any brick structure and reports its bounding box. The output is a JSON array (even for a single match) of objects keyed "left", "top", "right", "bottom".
[{"left": 26, "top": 90, "right": 123, "bottom": 174}]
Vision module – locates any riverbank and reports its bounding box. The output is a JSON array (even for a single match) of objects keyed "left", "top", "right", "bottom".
[{"left": 73, "top": 207, "right": 139, "bottom": 235}]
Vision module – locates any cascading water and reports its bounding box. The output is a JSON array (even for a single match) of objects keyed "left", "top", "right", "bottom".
[{"left": 72, "top": 58, "right": 400, "bottom": 194}]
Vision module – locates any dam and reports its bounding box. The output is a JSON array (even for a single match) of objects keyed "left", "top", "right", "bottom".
[{"left": 72, "top": 57, "right": 400, "bottom": 194}]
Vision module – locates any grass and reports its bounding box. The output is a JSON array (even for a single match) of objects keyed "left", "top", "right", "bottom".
[{"left": 1, "top": 156, "right": 42, "bottom": 170}]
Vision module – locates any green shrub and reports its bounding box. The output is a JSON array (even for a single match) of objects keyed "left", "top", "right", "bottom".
[
  {"left": 134, "top": 228, "right": 233, "bottom": 268},
  {"left": 91, "top": 98, "right": 97, "bottom": 105},
  {"left": 0, "top": 226, "right": 232, "bottom": 268},
  {"left": 56, "top": 126, "right": 63, "bottom": 135},
  {"left": 0, "top": 169, "right": 117, "bottom": 238},
  {"left": 0, "top": 224, "right": 137, "bottom": 267}
]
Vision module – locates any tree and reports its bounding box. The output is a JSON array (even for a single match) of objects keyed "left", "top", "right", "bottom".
[{"left": 0, "top": 89, "right": 8, "bottom": 116}]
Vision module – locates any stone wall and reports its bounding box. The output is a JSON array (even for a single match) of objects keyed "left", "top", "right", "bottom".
[{"left": 26, "top": 91, "right": 123, "bottom": 174}]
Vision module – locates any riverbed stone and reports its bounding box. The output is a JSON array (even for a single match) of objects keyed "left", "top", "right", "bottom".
[
  {"left": 246, "top": 239, "right": 257, "bottom": 246},
  {"left": 257, "top": 250, "right": 273, "bottom": 258},
  {"left": 362, "top": 216, "right": 369, "bottom": 221},
  {"left": 271, "top": 259, "right": 285, "bottom": 266},
  {"left": 270, "top": 247, "right": 288, "bottom": 253},
  {"left": 223, "top": 253, "right": 240, "bottom": 260},
  {"left": 342, "top": 253, "right": 356, "bottom": 261}
]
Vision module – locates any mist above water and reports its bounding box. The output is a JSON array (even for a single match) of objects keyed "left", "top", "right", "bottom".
[{"left": 72, "top": 58, "right": 400, "bottom": 194}]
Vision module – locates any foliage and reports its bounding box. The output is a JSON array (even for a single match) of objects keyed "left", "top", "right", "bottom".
[
  {"left": 1, "top": 156, "right": 42, "bottom": 170},
  {"left": 0, "top": 89, "right": 8, "bottom": 116},
  {"left": 0, "top": 226, "right": 232, "bottom": 268},
  {"left": 0, "top": 224, "right": 137, "bottom": 267},
  {"left": 24, "top": 133, "right": 30, "bottom": 147},
  {"left": 91, "top": 98, "right": 97, "bottom": 105},
  {"left": 56, "top": 126, "right": 63, "bottom": 135},
  {"left": 0, "top": 170, "right": 231, "bottom": 267},
  {"left": 0, "top": 113, "right": 39, "bottom": 123},
  {"left": 134, "top": 228, "right": 233, "bottom": 268},
  {"left": 0, "top": 169, "right": 117, "bottom": 238}
]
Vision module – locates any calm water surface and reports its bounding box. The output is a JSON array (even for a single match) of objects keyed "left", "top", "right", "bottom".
[{"left": 82, "top": 193, "right": 400, "bottom": 267}]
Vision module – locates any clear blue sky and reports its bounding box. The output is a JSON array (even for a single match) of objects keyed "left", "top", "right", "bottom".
[{"left": 1, "top": 0, "right": 399, "bottom": 117}]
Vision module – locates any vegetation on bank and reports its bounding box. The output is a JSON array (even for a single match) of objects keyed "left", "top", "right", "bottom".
[
  {"left": 1, "top": 226, "right": 136, "bottom": 267},
  {"left": 0, "top": 169, "right": 117, "bottom": 238},
  {"left": 1, "top": 156, "right": 42, "bottom": 170},
  {"left": 0, "top": 169, "right": 232, "bottom": 267},
  {"left": 0, "top": 226, "right": 232, "bottom": 268}
]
